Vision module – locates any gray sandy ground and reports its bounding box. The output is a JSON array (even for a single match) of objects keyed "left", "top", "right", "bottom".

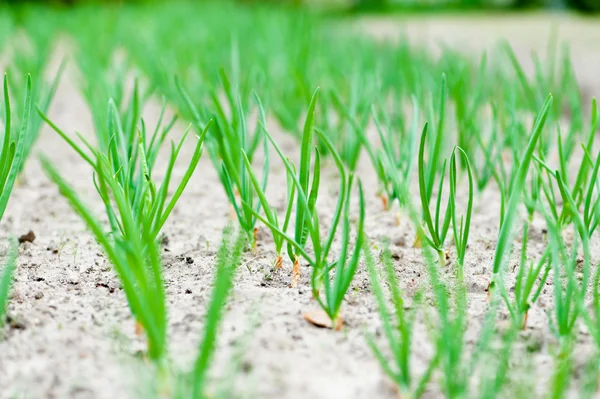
[{"left": 1, "top": 13, "right": 600, "bottom": 399}]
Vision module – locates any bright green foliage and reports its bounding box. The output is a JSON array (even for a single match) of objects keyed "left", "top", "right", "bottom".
[
  {"left": 246, "top": 90, "right": 365, "bottom": 325},
  {"left": 544, "top": 215, "right": 580, "bottom": 340},
  {"left": 4, "top": 2, "right": 600, "bottom": 396},
  {"left": 190, "top": 228, "right": 244, "bottom": 398},
  {"left": 448, "top": 146, "right": 473, "bottom": 276},
  {"left": 42, "top": 157, "right": 168, "bottom": 360},
  {"left": 0, "top": 75, "right": 31, "bottom": 221},
  {"left": 367, "top": 192, "right": 513, "bottom": 398},
  {"left": 178, "top": 81, "right": 267, "bottom": 244},
  {"left": 4, "top": 16, "right": 63, "bottom": 171},
  {"left": 0, "top": 239, "right": 18, "bottom": 324},
  {"left": 364, "top": 242, "right": 435, "bottom": 398},
  {"left": 490, "top": 95, "right": 552, "bottom": 294},
  {"left": 367, "top": 96, "right": 419, "bottom": 208},
  {"left": 242, "top": 104, "right": 296, "bottom": 263},
  {"left": 291, "top": 89, "right": 321, "bottom": 264},
  {"left": 0, "top": 75, "right": 33, "bottom": 325},
  {"left": 506, "top": 224, "right": 551, "bottom": 329},
  {"left": 417, "top": 122, "right": 451, "bottom": 264},
  {"left": 38, "top": 93, "right": 208, "bottom": 242},
  {"left": 167, "top": 227, "right": 245, "bottom": 399}
]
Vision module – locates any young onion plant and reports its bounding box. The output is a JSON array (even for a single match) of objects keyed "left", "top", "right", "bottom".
[
  {"left": 543, "top": 210, "right": 584, "bottom": 398},
  {"left": 5, "top": 28, "right": 63, "bottom": 172},
  {"left": 0, "top": 239, "right": 18, "bottom": 325},
  {"left": 507, "top": 223, "right": 551, "bottom": 329},
  {"left": 366, "top": 189, "right": 510, "bottom": 398},
  {"left": 489, "top": 95, "right": 552, "bottom": 297},
  {"left": 38, "top": 94, "right": 207, "bottom": 242},
  {"left": 242, "top": 137, "right": 296, "bottom": 268},
  {"left": 42, "top": 153, "right": 169, "bottom": 360},
  {"left": 0, "top": 75, "right": 32, "bottom": 323},
  {"left": 363, "top": 242, "right": 436, "bottom": 398},
  {"left": 448, "top": 146, "right": 473, "bottom": 279},
  {"left": 177, "top": 80, "right": 266, "bottom": 246},
  {"left": 417, "top": 122, "right": 451, "bottom": 266},
  {"left": 365, "top": 97, "right": 420, "bottom": 209},
  {"left": 37, "top": 89, "right": 209, "bottom": 359},
  {"left": 174, "top": 227, "right": 245, "bottom": 398},
  {"left": 245, "top": 89, "right": 366, "bottom": 328}
]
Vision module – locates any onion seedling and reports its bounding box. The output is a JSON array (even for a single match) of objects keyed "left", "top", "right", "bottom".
[
  {"left": 448, "top": 146, "right": 473, "bottom": 278},
  {"left": 188, "top": 227, "right": 245, "bottom": 398},
  {"left": 417, "top": 122, "right": 451, "bottom": 265},
  {"left": 363, "top": 242, "right": 436, "bottom": 398},
  {"left": 367, "top": 97, "right": 420, "bottom": 209},
  {"left": 489, "top": 95, "right": 552, "bottom": 296},
  {"left": 545, "top": 216, "right": 581, "bottom": 339},
  {"left": 0, "top": 239, "right": 18, "bottom": 325},
  {"left": 42, "top": 157, "right": 168, "bottom": 361},
  {"left": 544, "top": 212, "right": 581, "bottom": 398},
  {"left": 241, "top": 136, "right": 296, "bottom": 268},
  {"left": 248, "top": 143, "right": 365, "bottom": 327},
  {"left": 244, "top": 90, "right": 366, "bottom": 327},
  {"left": 506, "top": 223, "right": 552, "bottom": 329},
  {"left": 0, "top": 76, "right": 33, "bottom": 323},
  {"left": 38, "top": 97, "right": 208, "bottom": 242},
  {"left": 242, "top": 147, "right": 295, "bottom": 267},
  {"left": 177, "top": 80, "right": 267, "bottom": 245},
  {"left": 0, "top": 75, "right": 31, "bottom": 221},
  {"left": 4, "top": 24, "right": 63, "bottom": 172}
]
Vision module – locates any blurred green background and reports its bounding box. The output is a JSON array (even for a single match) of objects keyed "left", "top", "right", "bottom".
[{"left": 0, "top": 0, "right": 599, "bottom": 12}]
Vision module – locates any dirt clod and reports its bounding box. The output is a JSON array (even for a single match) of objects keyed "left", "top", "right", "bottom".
[
  {"left": 18, "top": 230, "right": 36, "bottom": 244},
  {"left": 6, "top": 315, "right": 26, "bottom": 330}
]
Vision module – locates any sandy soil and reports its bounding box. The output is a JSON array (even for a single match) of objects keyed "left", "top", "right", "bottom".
[{"left": 1, "top": 13, "right": 600, "bottom": 399}]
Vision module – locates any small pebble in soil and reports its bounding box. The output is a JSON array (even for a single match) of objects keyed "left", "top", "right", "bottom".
[
  {"left": 241, "top": 361, "right": 253, "bottom": 373},
  {"left": 185, "top": 289, "right": 192, "bottom": 294},
  {"left": 394, "top": 236, "right": 407, "bottom": 247},
  {"left": 34, "top": 292, "right": 44, "bottom": 300},
  {"left": 6, "top": 315, "right": 26, "bottom": 330},
  {"left": 18, "top": 230, "right": 36, "bottom": 244},
  {"left": 160, "top": 235, "right": 170, "bottom": 246}
]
